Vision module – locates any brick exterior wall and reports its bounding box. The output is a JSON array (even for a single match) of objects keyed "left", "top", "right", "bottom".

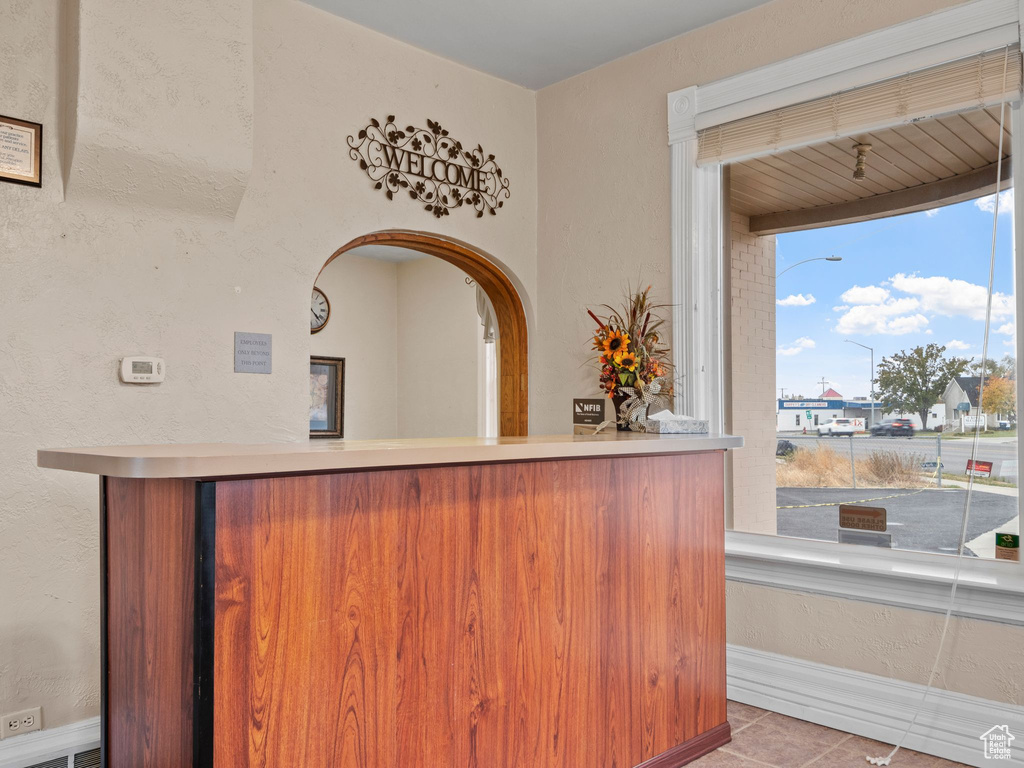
[{"left": 728, "top": 213, "right": 777, "bottom": 534}]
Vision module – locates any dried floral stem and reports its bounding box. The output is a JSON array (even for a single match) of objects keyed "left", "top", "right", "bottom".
[{"left": 587, "top": 282, "right": 673, "bottom": 401}]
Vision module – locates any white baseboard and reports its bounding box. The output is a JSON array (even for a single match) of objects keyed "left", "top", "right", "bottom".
[
  {"left": 728, "top": 644, "right": 1024, "bottom": 767},
  {"left": 0, "top": 717, "right": 99, "bottom": 768}
]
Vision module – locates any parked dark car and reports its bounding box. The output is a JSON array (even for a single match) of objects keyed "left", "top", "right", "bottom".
[{"left": 870, "top": 418, "right": 915, "bottom": 437}]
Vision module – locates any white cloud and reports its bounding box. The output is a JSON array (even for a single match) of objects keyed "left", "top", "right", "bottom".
[
  {"left": 886, "top": 314, "right": 931, "bottom": 335},
  {"left": 834, "top": 296, "right": 927, "bottom": 336},
  {"left": 778, "top": 337, "right": 816, "bottom": 356},
  {"left": 997, "top": 322, "right": 1016, "bottom": 346},
  {"left": 832, "top": 304, "right": 849, "bottom": 312},
  {"left": 889, "top": 273, "right": 1014, "bottom": 321},
  {"left": 974, "top": 188, "right": 1014, "bottom": 215},
  {"left": 777, "top": 293, "right": 816, "bottom": 307},
  {"left": 841, "top": 285, "right": 890, "bottom": 305},
  {"left": 923, "top": 208, "right": 940, "bottom": 217},
  {"left": 945, "top": 339, "right": 970, "bottom": 350}
]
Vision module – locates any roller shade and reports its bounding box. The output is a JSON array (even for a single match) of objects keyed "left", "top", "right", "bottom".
[{"left": 697, "top": 46, "right": 1021, "bottom": 166}]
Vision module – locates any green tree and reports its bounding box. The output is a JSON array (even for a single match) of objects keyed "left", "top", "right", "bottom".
[
  {"left": 876, "top": 344, "right": 970, "bottom": 430},
  {"left": 971, "top": 355, "right": 1017, "bottom": 381}
]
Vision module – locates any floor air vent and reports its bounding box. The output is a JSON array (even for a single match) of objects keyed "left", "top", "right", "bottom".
[{"left": 14, "top": 746, "right": 99, "bottom": 768}]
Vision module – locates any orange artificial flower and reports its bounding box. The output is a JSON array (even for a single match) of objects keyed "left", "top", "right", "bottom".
[
  {"left": 603, "top": 330, "right": 629, "bottom": 357},
  {"left": 615, "top": 350, "right": 638, "bottom": 371}
]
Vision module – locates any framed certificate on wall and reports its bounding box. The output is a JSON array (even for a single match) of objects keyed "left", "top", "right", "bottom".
[
  {"left": 0, "top": 115, "right": 42, "bottom": 187},
  {"left": 310, "top": 356, "right": 345, "bottom": 438}
]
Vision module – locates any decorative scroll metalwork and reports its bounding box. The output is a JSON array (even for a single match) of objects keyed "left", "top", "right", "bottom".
[{"left": 347, "top": 116, "right": 510, "bottom": 218}]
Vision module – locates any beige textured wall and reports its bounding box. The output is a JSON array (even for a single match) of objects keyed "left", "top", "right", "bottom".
[
  {"left": 534, "top": 0, "right": 967, "bottom": 432},
  {"left": 396, "top": 257, "right": 481, "bottom": 438},
  {"left": 729, "top": 213, "right": 777, "bottom": 534},
  {"left": 1, "top": 0, "right": 536, "bottom": 730},
  {"left": 312, "top": 254, "right": 482, "bottom": 439},
  {"left": 534, "top": 0, "right": 1024, "bottom": 706},
  {"left": 311, "top": 254, "right": 400, "bottom": 439}
]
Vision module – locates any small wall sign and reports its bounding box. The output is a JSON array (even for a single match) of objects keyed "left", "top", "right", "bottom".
[
  {"left": 0, "top": 115, "right": 42, "bottom": 187},
  {"left": 347, "top": 116, "right": 510, "bottom": 218},
  {"left": 234, "top": 332, "right": 272, "bottom": 374},
  {"left": 838, "top": 504, "right": 886, "bottom": 532}
]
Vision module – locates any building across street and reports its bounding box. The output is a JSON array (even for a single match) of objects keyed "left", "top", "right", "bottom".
[{"left": 777, "top": 388, "right": 943, "bottom": 432}]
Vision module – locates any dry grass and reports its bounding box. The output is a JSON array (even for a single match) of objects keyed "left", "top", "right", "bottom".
[{"left": 777, "top": 445, "right": 927, "bottom": 488}]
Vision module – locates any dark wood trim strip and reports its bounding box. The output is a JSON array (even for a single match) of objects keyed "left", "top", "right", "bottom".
[
  {"left": 635, "top": 722, "right": 732, "bottom": 768},
  {"left": 99, "top": 477, "right": 109, "bottom": 768},
  {"left": 193, "top": 482, "right": 217, "bottom": 768}
]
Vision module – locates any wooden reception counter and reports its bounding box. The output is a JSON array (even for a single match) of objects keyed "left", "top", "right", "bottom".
[{"left": 39, "top": 433, "right": 742, "bottom": 768}]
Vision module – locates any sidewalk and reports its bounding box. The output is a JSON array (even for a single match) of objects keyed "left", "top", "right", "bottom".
[
  {"left": 934, "top": 477, "right": 1018, "bottom": 497},
  {"left": 927, "top": 477, "right": 1018, "bottom": 558},
  {"left": 966, "top": 514, "right": 1020, "bottom": 558}
]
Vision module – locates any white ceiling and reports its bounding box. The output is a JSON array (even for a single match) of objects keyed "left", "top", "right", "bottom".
[{"left": 301, "top": 0, "right": 773, "bottom": 89}]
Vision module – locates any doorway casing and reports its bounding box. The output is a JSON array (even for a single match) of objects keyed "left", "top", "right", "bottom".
[{"left": 320, "top": 230, "right": 529, "bottom": 437}]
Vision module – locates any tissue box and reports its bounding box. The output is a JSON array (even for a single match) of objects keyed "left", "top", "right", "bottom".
[
  {"left": 646, "top": 418, "right": 708, "bottom": 434},
  {"left": 645, "top": 410, "right": 708, "bottom": 434}
]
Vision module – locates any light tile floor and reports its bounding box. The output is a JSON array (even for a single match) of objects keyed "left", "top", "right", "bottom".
[{"left": 690, "top": 701, "right": 969, "bottom": 767}]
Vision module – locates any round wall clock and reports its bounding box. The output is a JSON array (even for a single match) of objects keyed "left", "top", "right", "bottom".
[{"left": 311, "top": 287, "right": 330, "bottom": 334}]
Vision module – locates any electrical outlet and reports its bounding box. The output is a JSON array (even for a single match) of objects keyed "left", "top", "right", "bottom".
[{"left": 0, "top": 707, "right": 41, "bottom": 739}]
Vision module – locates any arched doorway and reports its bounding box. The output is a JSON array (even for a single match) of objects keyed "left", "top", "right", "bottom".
[{"left": 319, "top": 230, "right": 528, "bottom": 437}]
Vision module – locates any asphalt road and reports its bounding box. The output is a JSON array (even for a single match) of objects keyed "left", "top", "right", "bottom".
[
  {"left": 778, "top": 433, "right": 1019, "bottom": 480},
  {"left": 776, "top": 486, "right": 1017, "bottom": 555}
]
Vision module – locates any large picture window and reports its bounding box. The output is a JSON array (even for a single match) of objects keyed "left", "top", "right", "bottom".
[
  {"left": 723, "top": 96, "right": 1019, "bottom": 560},
  {"left": 668, "top": 0, "right": 1024, "bottom": 618}
]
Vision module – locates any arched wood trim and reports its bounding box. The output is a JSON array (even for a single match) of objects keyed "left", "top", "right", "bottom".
[{"left": 320, "top": 231, "right": 528, "bottom": 437}]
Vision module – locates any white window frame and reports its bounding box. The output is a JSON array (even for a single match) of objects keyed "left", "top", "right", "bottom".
[{"left": 668, "top": 0, "right": 1024, "bottom": 623}]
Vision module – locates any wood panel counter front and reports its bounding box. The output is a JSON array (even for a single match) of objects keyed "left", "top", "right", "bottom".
[{"left": 40, "top": 433, "right": 742, "bottom": 768}]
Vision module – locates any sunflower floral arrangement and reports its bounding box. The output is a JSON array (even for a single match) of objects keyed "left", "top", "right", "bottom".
[{"left": 588, "top": 285, "right": 672, "bottom": 429}]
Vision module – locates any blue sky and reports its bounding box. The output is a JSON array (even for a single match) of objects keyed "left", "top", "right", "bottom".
[{"left": 775, "top": 190, "right": 1016, "bottom": 400}]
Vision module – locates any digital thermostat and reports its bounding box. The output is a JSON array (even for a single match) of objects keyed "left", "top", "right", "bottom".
[{"left": 119, "top": 356, "right": 165, "bottom": 384}]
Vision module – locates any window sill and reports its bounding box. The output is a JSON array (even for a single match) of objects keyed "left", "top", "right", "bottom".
[{"left": 725, "top": 530, "right": 1024, "bottom": 625}]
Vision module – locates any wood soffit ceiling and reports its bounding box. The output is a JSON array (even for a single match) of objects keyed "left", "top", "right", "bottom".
[{"left": 730, "top": 106, "right": 1011, "bottom": 235}]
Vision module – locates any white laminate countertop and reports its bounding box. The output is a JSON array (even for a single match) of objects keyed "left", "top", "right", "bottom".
[{"left": 38, "top": 433, "right": 743, "bottom": 479}]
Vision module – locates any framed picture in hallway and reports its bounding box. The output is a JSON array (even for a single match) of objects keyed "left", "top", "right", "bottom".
[
  {"left": 0, "top": 115, "right": 42, "bottom": 187},
  {"left": 309, "top": 356, "right": 345, "bottom": 438}
]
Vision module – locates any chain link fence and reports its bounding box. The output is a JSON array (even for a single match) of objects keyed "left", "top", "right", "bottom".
[{"left": 775, "top": 433, "right": 1018, "bottom": 489}]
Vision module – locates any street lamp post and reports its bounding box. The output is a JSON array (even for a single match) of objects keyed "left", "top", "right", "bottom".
[
  {"left": 845, "top": 339, "right": 875, "bottom": 428},
  {"left": 776, "top": 254, "right": 842, "bottom": 277}
]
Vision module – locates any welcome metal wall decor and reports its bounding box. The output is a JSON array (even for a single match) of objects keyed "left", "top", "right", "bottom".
[{"left": 347, "top": 116, "right": 510, "bottom": 218}]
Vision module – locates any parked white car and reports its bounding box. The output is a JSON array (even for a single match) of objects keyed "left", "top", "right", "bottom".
[{"left": 817, "top": 418, "right": 857, "bottom": 436}]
